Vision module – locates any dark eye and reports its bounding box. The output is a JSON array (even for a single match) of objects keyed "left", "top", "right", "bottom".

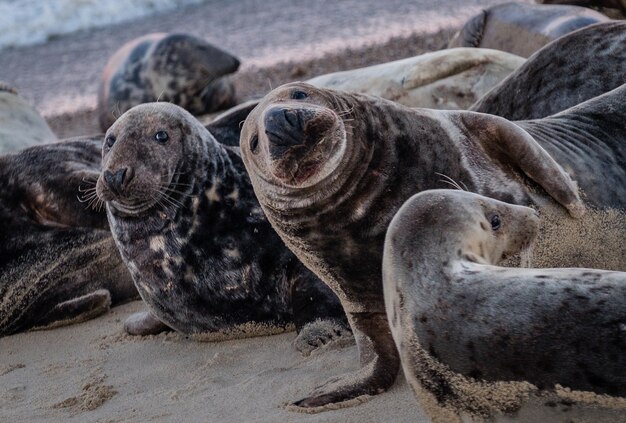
[
  {"left": 155, "top": 131, "right": 169, "bottom": 143},
  {"left": 105, "top": 135, "right": 116, "bottom": 149},
  {"left": 291, "top": 90, "right": 308, "bottom": 100},
  {"left": 490, "top": 214, "right": 501, "bottom": 230},
  {"left": 250, "top": 135, "right": 259, "bottom": 154}
]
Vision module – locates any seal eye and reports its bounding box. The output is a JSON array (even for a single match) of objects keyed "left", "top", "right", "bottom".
[
  {"left": 155, "top": 131, "right": 169, "bottom": 143},
  {"left": 105, "top": 135, "right": 116, "bottom": 149},
  {"left": 250, "top": 135, "right": 259, "bottom": 154},
  {"left": 490, "top": 214, "right": 501, "bottom": 231},
  {"left": 291, "top": 90, "right": 308, "bottom": 100}
]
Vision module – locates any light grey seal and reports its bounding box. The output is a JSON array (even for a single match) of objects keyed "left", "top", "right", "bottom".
[
  {"left": 97, "top": 32, "right": 240, "bottom": 130},
  {"left": 0, "top": 83, "right": 57, "bottom": 154},
  {"left": 448, "top": 2, "right": 609, "bottom": 57},
  {"left": 383, "top": 189, "right": 626, "bottom": 418}
]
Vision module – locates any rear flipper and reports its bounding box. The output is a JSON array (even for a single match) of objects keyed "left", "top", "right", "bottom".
[
  {"left": 33, "top": 289, "right": 112, "bottom": 330},
  {"left": 290, "top": 267, "right": 353, "bottom": 355},
  {"left": 124, "top": 310, "right": 172, "bottom": 336}
]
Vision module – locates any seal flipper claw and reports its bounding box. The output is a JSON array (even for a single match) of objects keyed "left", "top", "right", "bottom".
[
  {"left": 34, "top": 289, "right": 112, "bottom": 330},
  {"left": 124, "top": 310, "right": 171, "bottom": 336}
]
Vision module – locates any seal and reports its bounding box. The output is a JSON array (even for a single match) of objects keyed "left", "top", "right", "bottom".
[
  {"left": 0, "top": 136, "right": 136, "bottom": 337},
  {"left": 239, "top": 82, "right": 608, "bottom": 408},
  {"left": 538, "top": 0, "right": 626, "bottom": 18},
  {"left": 383, "top": 189, "right": 626, "bottom": 418},
  {"left": 96, "top": 102, "right": 351, "bottom": 352},
  {"left": 0, "top": 83, "right": 57, "bottom": 154},
  {"left": 307, "top": 48, "right": 524, "bottom": 110},
  {"left": 448, "top": 2, "right": 609, "bottom": 57},
  {"left": 97, "top": 32, "right": 240, "bottom": 131},
  {"left": 471, "top": 21, "right": 626, "bottom": 120}
]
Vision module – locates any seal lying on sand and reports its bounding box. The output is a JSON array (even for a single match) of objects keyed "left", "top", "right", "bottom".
[
  {"left": 307, "top": 48, "right": 524, "bottom": 110},
  {"left": 383, "top": 190, "right": 626, "bottom": 418},
  {"left": 0, "top": 137, "right": 136, "bottom": 337},
  {"left": 471, "top": 21, "right": 626, "bottom": 120},
  {"left": 97, "top": 33, "right": 240, "bottom": 130},
  {"left": 239, "top": 81, "right": 615, "bottom": 408},
  {"left": 97, "top": 103, "right": 350, "bottom": 350},
  {"left": 448, "top": 2, "right": 609, "bottom": 57},
  {"left": 0, "top": 83, "right": 57, "bottom": 154}
]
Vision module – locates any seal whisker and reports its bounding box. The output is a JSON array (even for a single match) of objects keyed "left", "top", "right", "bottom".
[{"left": 435, "top": 172, "right": 467, "bottom": 191}]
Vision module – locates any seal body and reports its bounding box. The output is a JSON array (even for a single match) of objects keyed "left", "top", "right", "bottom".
[
  {"left": 0, "top": 84, "right": 57, "bottom": 153},
  {"left": 471, "top": 21, "right": 626, "bottom": 120},
  {"left": 97, "top": 33, "right": 240, "bottom": 130},
  {"left": 97, "top": 103, "right": 349, "bottom": 348},
  {"left": 448, "top": 2, "right": 609, "bottom": 57},
  {"left": 307, "top": 48, "right": 524, "bottom": 110},
  {"left": 383, "top": 189, "right": 626, "bottom": 417},
  {"left": 239, "top": 82, "right": 598, "bottom": 408},
  {"left": 0, "top": 137, "right": 136, "bottom": 337},
  {"left": 539, "top": 0, "right": 626, "bottom": 18}
]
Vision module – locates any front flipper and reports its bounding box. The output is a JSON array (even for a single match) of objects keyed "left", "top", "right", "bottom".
[
  {"left": 124, "top": 310, "right": 172, "bottom": 336},
  {"left": 33, "top": 289, "right": 111, "bottom": 330},
  {"left": 291, "top": 312, "right": 399, "bottom": 409},
  {"left": 290, "top": 268, "right": 353, "bottom": 355}
]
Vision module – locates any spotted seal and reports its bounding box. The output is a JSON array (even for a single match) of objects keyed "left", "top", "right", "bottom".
[
  {"left": 448, "top": 2, "right": 609, "bottom": 57},
  {"left": 97, "top": 33, "right": 240, "bottom": 131},
  {"left": 307, "top": 48, "right": 524, "bottom": 110},
  {"left": 383, "top": 189, "right": 626, "bottom": 418},
  {"left": 239, "top": 80, "right": 626, "bottom": 408},
  {"left": 471, "top": 21, "right": 626, "bottom": 120},
  {"left": 96, "top": 103, "right": 350, "bottom": 351},
  {"left": 0, "top": 137, "right": 136, "bottom": 337},
  {"left": 0, "top": 83, "right": 57, "bottom": 154}
]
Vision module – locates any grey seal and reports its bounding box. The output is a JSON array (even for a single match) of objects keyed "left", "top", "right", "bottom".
[
  {"left": 383, "top": 189, "right": 626, "bottom": 418},
  {"left": 97, "top": 33, "right": 240, "bottom": 131},
  {"left": 471, "top": 21, "right": 626, "bottom": 120},
  {"left": 96, "top": 103, "right": 351, "bottom": 351},
  {"left": 307, "top": 48, "right": 524, "bottom": 110},
  {"left": 0, "top": 83, "right": 57, "bottom": 153},
  {"left": 239, "top": 82, "right": 619, "bottom": 408},
  {"left": 448, "top": 2, "right": 609, "bottom": 57},
  {"left": 0, "top": 137, "right": 136, "bottom": 337}
]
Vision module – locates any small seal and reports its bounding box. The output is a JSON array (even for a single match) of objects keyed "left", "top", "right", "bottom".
[
  {"left": 240, "top": 82, "right": 594, "bottom": 408},
  {"left": 307, "top": 48, "right": 524, "bottom": 110},
  {"left": 448, "top": 2, "right": 609, "bottom": 57},
  {"left": 97, "top": 33, "right": 240, "bottom": 130},
  {"left": 383, "top": 189, "right": 626, "bottom": 418},
  {"left": 471, "top": 21, "right": 626, "bottom": 120},
  {"left": 0, "top": 137, "right": 136, "bottom": 337},
  {"left": 0, "top": 83, "right": 57, "bottom": 153},
  {"left": 96, "top": 103, "right": 350, "bottom": 351}
]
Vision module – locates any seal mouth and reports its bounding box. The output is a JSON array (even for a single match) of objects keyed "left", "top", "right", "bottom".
[{"left": 109, "top": 198, "right": 158, "bottom": 216}]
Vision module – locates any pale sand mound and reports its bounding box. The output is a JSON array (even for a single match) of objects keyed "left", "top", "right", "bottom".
[{"left": 0, "top": 301, "right": 424, "bottom": 423}]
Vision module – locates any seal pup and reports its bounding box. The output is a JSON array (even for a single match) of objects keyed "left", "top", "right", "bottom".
[
  {"left": 0, "top": 137, "right": 136, "bottom": 337},
  {"left": 0, "top": 83, "right": 57, "bottom": 154},
  {"left": 471, "top": 21, "right": 626, "bottom": 120},
  {"left": 97, "top": 33, "right": 240, "bottom": 130},
  {"left": 383, "top": 190, "right": 626, "bottom": 418},
  {"left": 307, "top": 48, "right": 524, "bottom": 110},
  {"left": 97, "top": 103, "right": 350, "bottom": 351},
  {"left": 240, "top": 82, "right": 593, "bottom": 409},
  {"left": 448, "top": 2, "right": 609, "bottom": 57}
]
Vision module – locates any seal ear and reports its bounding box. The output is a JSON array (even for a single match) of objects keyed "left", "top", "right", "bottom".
[
  {"left": 205, "top": 99, "right": 260, "bottom": 147},
  {"left": 457, "top": 111, "right": 585, "bottom": 218}
]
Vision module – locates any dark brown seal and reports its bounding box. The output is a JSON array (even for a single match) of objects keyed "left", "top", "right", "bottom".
[
  {"left": 448, "top": 2, "right": 609, "bottom": 57},
  {"left": 0, "top": 137, "right": 136, "bottom": 337},
  {"left": 96, "top": 103, "right": 351, "bottom": 352},
  {"left": 97, "top": 33, "right": 240, "bottom": 130},
  {"left": 471, "top": 21, "right": 626, "bottom": 120},
  {"left": 239, "top": 82, "right": 607, "bottom": 409},
  {"left": 384, "top": 190, "right": 626, "bottom": 418}
]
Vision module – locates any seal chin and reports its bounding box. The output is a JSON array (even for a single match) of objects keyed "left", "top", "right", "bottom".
[{"left": 108, "top": 199, "right": 157, "bottom": 216}]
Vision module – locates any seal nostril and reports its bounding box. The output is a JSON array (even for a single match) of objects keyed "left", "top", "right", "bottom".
[
  {"left": 104, "top": 168, "right": 128, "bottom": 193},
  {"left": 283, "top": 109, "right": 299, "bottom": 129}
]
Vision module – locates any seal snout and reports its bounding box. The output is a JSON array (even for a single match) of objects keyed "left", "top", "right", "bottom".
[
  {"left": 264, "top": 107, "right": 308, "bottom": 157},
  {"left": 103, "top": 167, "right": 133, "bottom": 195}
]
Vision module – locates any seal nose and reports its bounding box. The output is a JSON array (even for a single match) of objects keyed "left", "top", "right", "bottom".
[
  {"left": 264, "top": 107, "right": 305, "bottom": 149},
  {"left": 103, "top": 168, "right": 130, "bottom": 194}
]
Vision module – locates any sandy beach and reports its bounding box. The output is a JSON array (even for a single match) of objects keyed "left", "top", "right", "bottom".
[{"left": 7, "top": 0, "right": 626, "bottom": 422}]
